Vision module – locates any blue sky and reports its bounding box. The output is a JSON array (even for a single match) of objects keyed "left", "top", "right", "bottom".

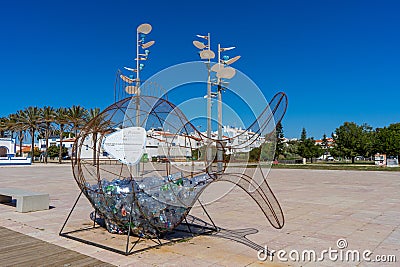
[{"left": 1, "top": 0, "right": 399, "bottom": 139}]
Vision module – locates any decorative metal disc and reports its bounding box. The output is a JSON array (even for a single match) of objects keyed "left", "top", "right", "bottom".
[
  {"left": 193, "top": 40, "right": 206, "bottom": 50},
  {"left": 141, "top": 40, "right": 155, "bottom": 49},
  {"left": 137, "top": 23, "right": 152, "bottom": 34},
  {"left": 124, "top": 67, "right": 137, "bottom": 72},
  {"left": 200, "top": 50, "right": 215, "bottom": 60},
  {"left": 225, "top": 55, "right": 241, "bottom": 65},
  {"left": 216, "top": 67, "right": 236, "bottom": 79},
  {"left": 211, "top": 63, "right": 224, "bottom": 72},
  {"left": 120, "top": 75, "right": 136, "bottom": 84}
]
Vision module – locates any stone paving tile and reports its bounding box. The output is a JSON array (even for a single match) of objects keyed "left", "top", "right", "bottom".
[{"left": 0, "top": 166, "right": 399, "bottom": 266}]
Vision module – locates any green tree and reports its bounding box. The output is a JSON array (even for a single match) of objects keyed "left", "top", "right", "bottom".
[
  {"left": 297, "top": 128, "right": 321, "bottom": 162},
  {"left": 359, "top": 123, "right": 375, "bottom": 158},
  {"left": 297, "top": 128, "right": 308, "bottom": 160},
  {"left": 249, "top": 147, "right": 261, "bottom": 162},
  {"left": 10, "top": 111, "right": 29, "bottom": 157},
  {"left": 47, "top": 145, "right": 68, "bottom": 159},
  {"left": 375, "top": 123, "right": 400, "bottom": 156},
  {"left": 332, "top": 122, "right": 375, "bottom": 163},
  {"left": 85, "top": 108, "right": 109, "bottom": 165},
  {"left": 321, "top": 133, "right": 328, "bottom": 149},
  {"left": 68, "top": 105, "right": 88, "bottom": 137},
  {"left": 300, "top": 128, "right": 307, "bottom": 142},
  {"left": 33, "top": 147, "right": 41, "bottom": 158},
  {"left": 40, "top": 106, "right": 56, "bottom": 163},
  {"left": 54, "top": 108, "right": 70, "bottom": 164},
  {"left": 261, "top": 141, "right": 276, "bottom": 161},
  {"left": 284, "top": 139, "right": 300, "bottom": 160},
  {"left": 20, "top": 107, "right": 41, "bottom": 160},
  {"left": 321, "top": 133, "right": 329, "bottom": 159},
  {"left": 5, "top": 114, "right": 16, "bottom": 139},
  {"left": 274, "top": 122, "right": 285, "bottom": 160},
  {"left": 0, "top": 117, "right": 7, "bottom": 138},
  {"left": 86, "top": 108, "right": 100, "bottom": 165},
  {"left": 332, "top": 122, "right": 359, "bottom": 163}
]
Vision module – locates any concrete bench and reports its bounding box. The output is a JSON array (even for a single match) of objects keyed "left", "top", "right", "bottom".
[{"left": 0, "top": 188, "right": 49, "bottom": 213}]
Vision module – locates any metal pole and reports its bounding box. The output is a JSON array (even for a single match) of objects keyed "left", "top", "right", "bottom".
[
  {"left": 217, "top": 44, "right": 223, "bottom": 174},
  {"left": 136, "top": 29, "right": 140, "bottom": 126},
  {"left": 206, "top": 33, "right": 212, "bottom": 173},
  {"left": 135, "top": 28, "right": 141, "bottom": 177}
]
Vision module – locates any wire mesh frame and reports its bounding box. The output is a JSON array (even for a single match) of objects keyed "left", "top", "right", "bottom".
[
  {"left": 70, "top": 95, "right": 219, "bottom": 238},
  {"left": 68, "top": 93, "right": 287, "bottom": 231},
  {"left": 62, "top": 75, "right": 287, "bottom": 255},
  {"left": 58, "top": 191, "right": 219, "bottom": 256},
  {"left": 58, "top": 191, "right": 275, "bottom": 257}
]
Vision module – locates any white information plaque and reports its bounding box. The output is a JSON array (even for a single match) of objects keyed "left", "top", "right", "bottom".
[{"left": 102, "top": 127, "right": 146, "bottom": 165}]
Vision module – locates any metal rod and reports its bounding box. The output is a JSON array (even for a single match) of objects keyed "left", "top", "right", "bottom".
[
  {"left": 217, "top": 44, "right": 223, "bottom": 174},
  {"left": 206, "top": 33, "right": 212, "bottom": 173},
  {"left": 184, "top": 215, "right": 194, "bottom": 235},
  {"left": 135, "top": 27, "right": 141, "bottom": 177},
  {"left": 59, "top": 191, "right": 83, "bottom": 235},
  {"left": 125, "top": 201, "right": 134, "bottom": 255},
  {"left": 93, "top": 209, "right": 97, "bottom": 228},
  {"left": 198, "top": 199, "right": 218, "bottom": 231}
]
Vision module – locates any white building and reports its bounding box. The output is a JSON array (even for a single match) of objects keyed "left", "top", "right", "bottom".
[
  {"left": 35, "top": 125, "right": 268, "bottom": 162},
  {"left": 38, "top": 136, "right": 75, "bottom": 152},
  {"left": 219, "top": 126, "right": 265, "bottom": 154},
  {"left": 145, "top": 129, "right": 200, "bottom": 160},
  {"left": 0, "top": 138, "right": 16, "bottom": 157},
  {"left": 0, "top": 138, "right": 31, "bottom": 165}
]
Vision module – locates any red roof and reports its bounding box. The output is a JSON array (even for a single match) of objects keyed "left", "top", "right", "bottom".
[{"left": 62, "top": 138, "right": 76, "bottom": 142}]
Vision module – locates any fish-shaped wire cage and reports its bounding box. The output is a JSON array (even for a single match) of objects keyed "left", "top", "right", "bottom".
[{"left": 71, "top": 74, "right": 287, "bottom": 238}]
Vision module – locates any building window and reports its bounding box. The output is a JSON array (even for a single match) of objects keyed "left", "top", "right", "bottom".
[{"left": 0, "top": 146, "right": 8, "bottom": 157}]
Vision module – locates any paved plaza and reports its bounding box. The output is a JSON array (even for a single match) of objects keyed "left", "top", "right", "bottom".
[{"left": 0, "top": 165, "right": 399, "bottom": 266}]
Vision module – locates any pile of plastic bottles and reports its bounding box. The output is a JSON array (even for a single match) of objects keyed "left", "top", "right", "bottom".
[{"left": 86, "top": 172, "right": 209, "bottom": 237}]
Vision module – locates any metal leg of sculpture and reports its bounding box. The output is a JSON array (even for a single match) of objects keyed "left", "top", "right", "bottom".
[
  {"left": 125, "top": 203, "right": 134, "bottom": 255},
  {"left": 59, "top": 191, "right": 83, "bottom": 236},
  {"left": 198, "top": 199, "right": 218, "bottom": 231},
  {"left": 93, "top": 209, "right": 97, "bottom": 228},
  {"left": 184, "top": 216, "right": 194, "bottom": 235}
]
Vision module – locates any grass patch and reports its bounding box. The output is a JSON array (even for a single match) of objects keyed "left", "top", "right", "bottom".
[{"left": 271, "top": 164, "right": 400, "bottom": 171}]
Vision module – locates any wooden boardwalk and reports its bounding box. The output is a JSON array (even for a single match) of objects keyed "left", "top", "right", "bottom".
[{"left": 0, "top": 227, "right": 113, "bottom": 267}]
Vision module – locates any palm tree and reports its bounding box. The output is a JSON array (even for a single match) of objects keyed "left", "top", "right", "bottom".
[
  {"left": 54, "top": 107, "right": 70, "bottom": 164},
  {"left": 6, "top": 114, "right": 16, "bottom": 139},
  {"left": 85, "top": 108, "right": 101, "bottom": 165},
  {"left": 10, "top": 111, "right": 28, "bottom": 157},
  {"left": 20, "top": 107, "right": 41, "bottom": 160},
  {"left": 85, "top": 108, "right": 111, "bottom": 165},
  {"left": 0, "top": 117, "right": 8, "bottom": 138},
  {"left": 40, "top": 106, "right": 56, "bottom": 163},
  {"left": 68, "top": 105, "right": 87, "bottom": 137}
]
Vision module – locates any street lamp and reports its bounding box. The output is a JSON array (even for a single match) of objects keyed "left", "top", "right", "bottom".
[
  {"left": 123, "top": 23, "right": 155, "bottom": 177},
  {"left": 193, "top": 33, "right": 240, "bottom": 174},
  {"left": 193, "top": 33, "right": 215, "bottom": 172},
  {"left": 122, "top": 23, "right": 155, "bottom": 123},
  {"left": 213, "top": 44, "right": 240, "bottom": 174}
]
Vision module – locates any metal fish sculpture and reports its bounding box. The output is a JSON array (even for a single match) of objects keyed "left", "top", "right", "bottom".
[{"left": 72, "top": 92, "right": 287, "bottom": 238}]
